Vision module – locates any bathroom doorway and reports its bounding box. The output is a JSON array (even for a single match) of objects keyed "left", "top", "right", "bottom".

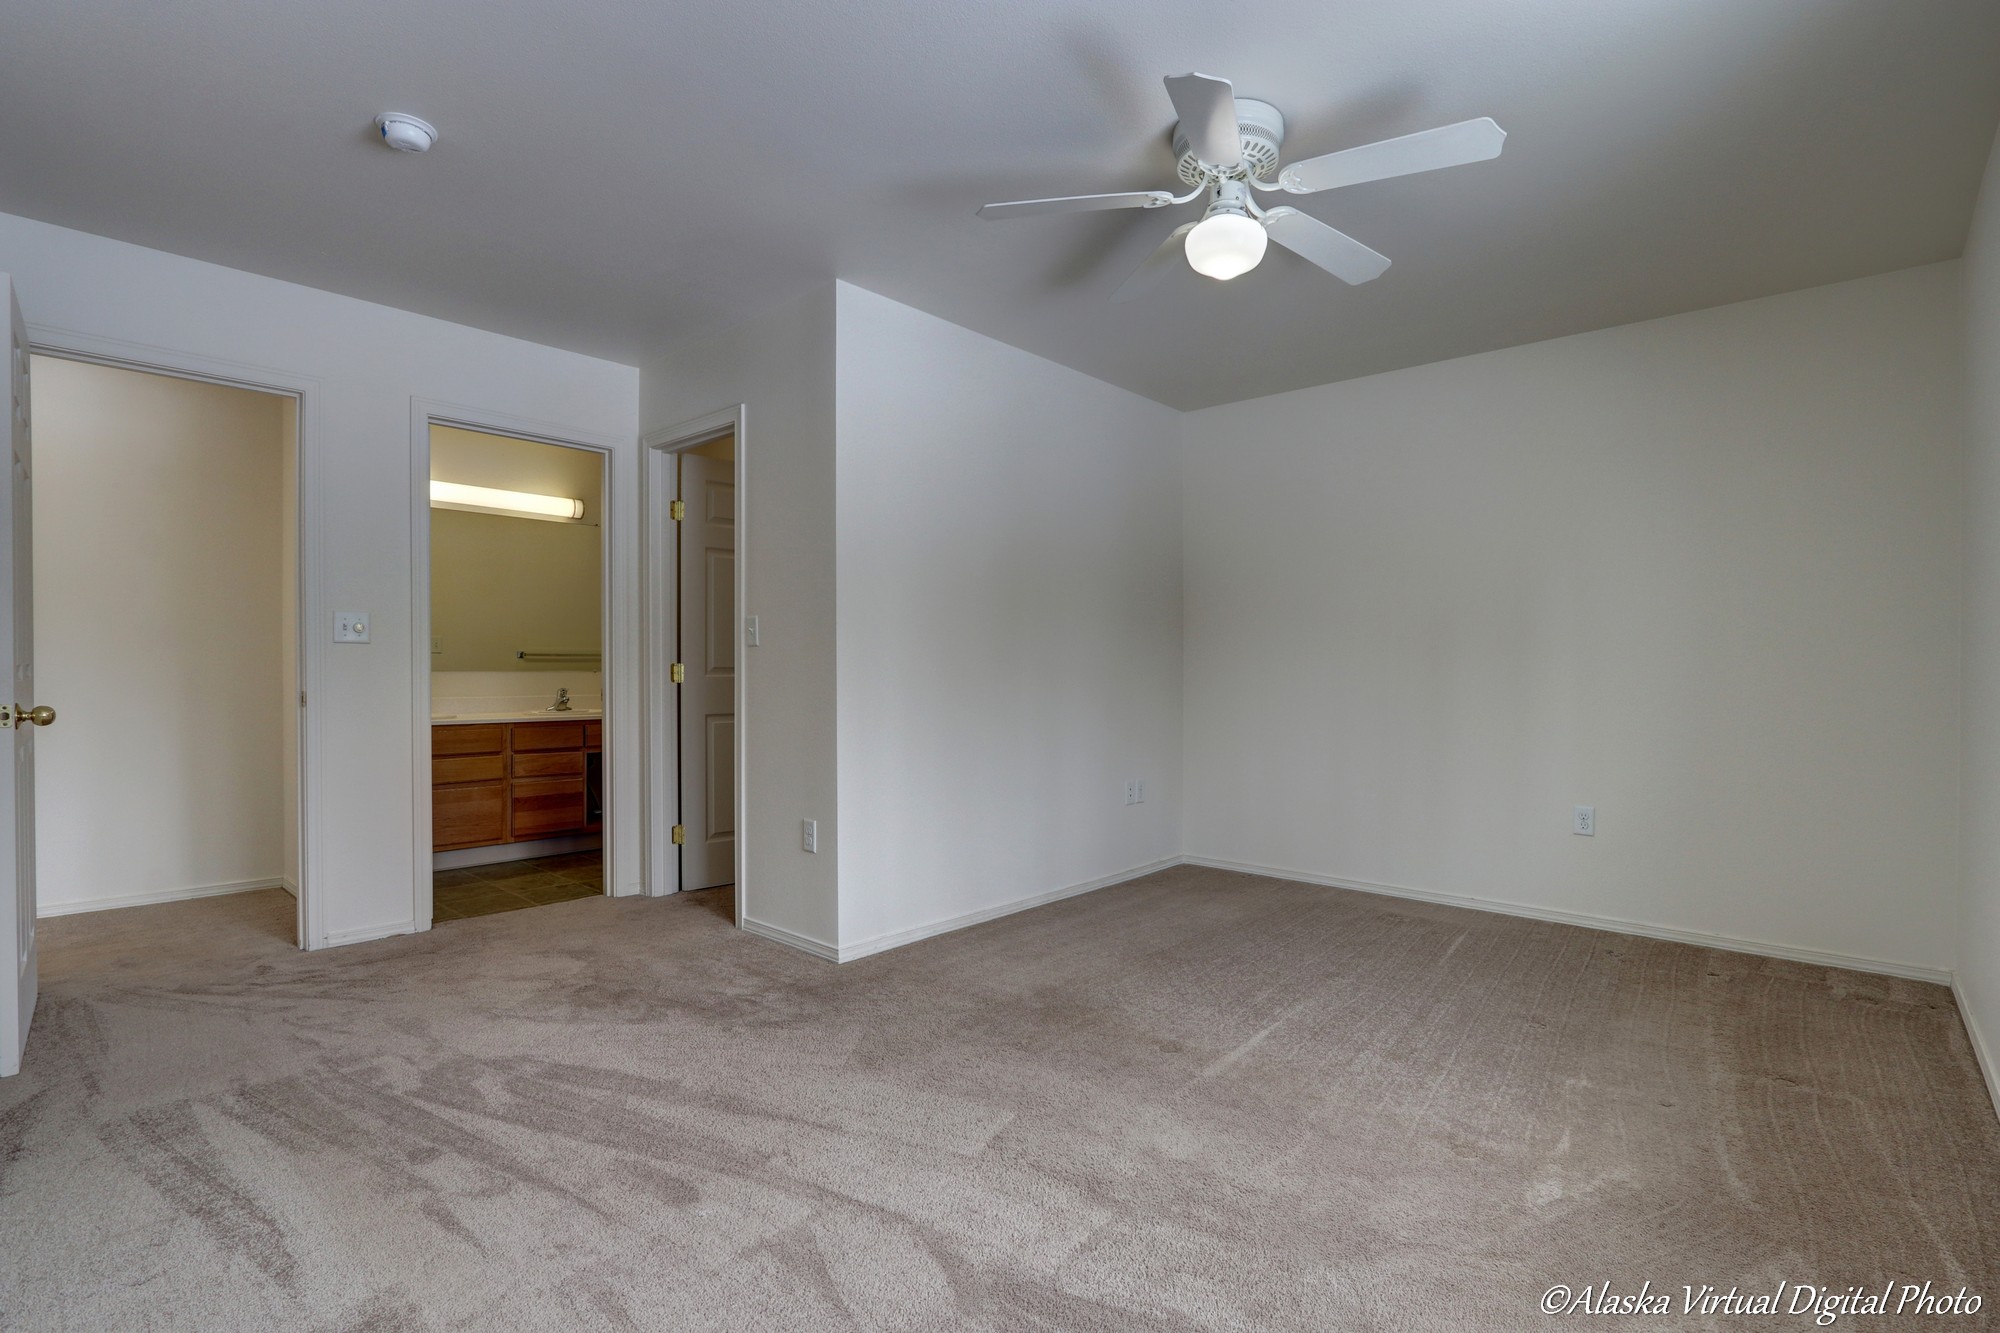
[{"left": 425, "top": 424, "right": 607, "bottom": 922}]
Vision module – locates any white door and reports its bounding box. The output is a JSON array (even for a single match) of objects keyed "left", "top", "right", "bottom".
[
  {"left": 677, "top": 451, "right": 735, "bottom": 891},
  {"left": 1, "top": 278, "right": 44, "bottom": 1078}
]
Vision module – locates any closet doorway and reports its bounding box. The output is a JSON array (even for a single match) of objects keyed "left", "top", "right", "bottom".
[
  {"left": 646, "top": 415, "right": 744, "bottom": 919},
  {"left": 30, "top": 355, "right": 304, "bottom": 941}
]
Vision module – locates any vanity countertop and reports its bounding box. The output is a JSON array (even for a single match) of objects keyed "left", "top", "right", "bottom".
[{"left": 432, "top": 709, "right": 603, "bottom": 725}]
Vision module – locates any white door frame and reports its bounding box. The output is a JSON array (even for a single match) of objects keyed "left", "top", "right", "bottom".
[
  {"left": 408, "top": 401, "right": 625, "bottom": 928},
  {"left": 642, "top": 407, "right": 746, "bottom": 925},
  {"left": 22, "top": 330, "right": 323, "bottom": 948}
]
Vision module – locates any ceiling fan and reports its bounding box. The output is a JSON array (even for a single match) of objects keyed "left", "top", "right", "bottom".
[{"left": 979, "top": 73, "right": 1505, "bottom": 300}]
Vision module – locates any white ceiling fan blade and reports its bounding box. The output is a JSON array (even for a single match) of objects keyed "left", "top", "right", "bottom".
[
  {"left": 978, "top": 190, "right": 1175, "bottom": 219},
  {"left": 1111, "top": 222, "right": 1198, "bottom": 303},
  {"left": 1262, "top": 208, "right": 1391, "bottom": 284},
  {"left": 1164, "top": 72, "right": 1241, "bottom": 169},
  {"left": 1279, "top": 117, "right": 1505, "bottom": 194}
]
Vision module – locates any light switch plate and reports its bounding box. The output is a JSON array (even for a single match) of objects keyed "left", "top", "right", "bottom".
[
  {"left": 745, "top": 615, "right": 760, "bottom": 647},
  {"left": 335, "top": 611, "right": 370, "bottom": 644}
]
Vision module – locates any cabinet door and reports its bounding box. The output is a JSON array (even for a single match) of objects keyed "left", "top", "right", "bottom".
[
  {"left": 434, "top": 724, "right": 505, "bottom": 756},
  {"left": 513, "top": 722, "right": 586, "bottom": 752},
  {"left": 434, "top": 754, "right": 505, "bottom": 785},
  {"left": 511, "top": 777, "right": 587, "bottom": 840},
  {"left": 435, "top": 782, "right": 508, "bottom": 850},
  {"left": 512, "top": 751, "right": 584, "bottom": 779}
]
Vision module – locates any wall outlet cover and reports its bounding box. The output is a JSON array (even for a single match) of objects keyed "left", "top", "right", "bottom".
[{"left": 1574, "top": 805, "right": 1595, "bottom": 836}]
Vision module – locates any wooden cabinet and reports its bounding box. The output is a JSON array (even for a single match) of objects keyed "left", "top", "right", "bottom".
[
  {"left": 435, "top": 782, "right": 508, "bottom": 850},
  {"left": 432, "top": 720, "right": 601, "bottom": 851},
  {"left": 511, "top": 778, "right": 588, "bottom": 839},
  {"left": 434, "top": 724, "right": 506, "bottom": 757}
]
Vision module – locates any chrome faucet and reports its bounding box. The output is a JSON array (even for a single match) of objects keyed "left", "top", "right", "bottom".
[{"left": 549, "top": 687, "right": 572, "bottom": 713}]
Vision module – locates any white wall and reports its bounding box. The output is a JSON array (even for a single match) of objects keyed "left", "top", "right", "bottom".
[
  {"left": 641, "top": 286, "right": 839, "bottom": 948},
  {"left": 833, "top": 285, "right": 1181, "bottom": 953},
  {"left": 0, "top": 211, "right": 640, "bottom": 946},
  {"left": 1184, "top": 263, "right": 1966, "bottom": 978},
  {"left": 32, "top": 357, "right": 292, "bottom": 914},
  {"left": 1960, "top": 127, "right": 2000, "bottom": 1090}
]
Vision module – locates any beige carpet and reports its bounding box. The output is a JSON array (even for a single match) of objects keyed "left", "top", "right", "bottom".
[{"left": 0, "top": 866, "right": 1995, "bottom": 1331}]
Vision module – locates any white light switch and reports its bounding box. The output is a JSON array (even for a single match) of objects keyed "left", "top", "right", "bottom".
[
  {"left": 745, "top": 615, "right": 760, "bottom": 647},
  {"left": 334, "top": 611, "right": 370, "bottom": 644}
]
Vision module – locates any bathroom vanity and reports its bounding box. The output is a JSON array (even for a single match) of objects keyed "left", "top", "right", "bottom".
[{"left": 432, "top": 715, "right": 603, "bottom": 851}]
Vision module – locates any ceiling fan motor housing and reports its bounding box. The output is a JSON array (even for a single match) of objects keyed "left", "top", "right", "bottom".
[{"left": 1174, "top": 98, "right": 1285, "bottom": 183}]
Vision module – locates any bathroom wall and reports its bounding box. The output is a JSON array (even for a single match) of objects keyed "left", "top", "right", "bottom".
[
  {"left": 430, "top": 670, "right": 603, "bottom": 716},
  {"left": 429, "top": 425, "right": 604, "bottom": 677}
]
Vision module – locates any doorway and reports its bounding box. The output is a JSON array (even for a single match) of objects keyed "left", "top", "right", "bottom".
[
  {"left": 28, "top": 355, "right": 303, "bottom": 942},
  {"left": 674, "top": 435, "right": 736, "bottom": 896},
  {"left": 423, "top": 423, "right": 609, "bottom": 922},
  {"left": 646, "top": 415, "right": 744, "bottom": 917}
]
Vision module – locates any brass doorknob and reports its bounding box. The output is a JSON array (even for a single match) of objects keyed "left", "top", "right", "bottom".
[{"left": 16, "top": 705, "right": 53, "bottom": 727}]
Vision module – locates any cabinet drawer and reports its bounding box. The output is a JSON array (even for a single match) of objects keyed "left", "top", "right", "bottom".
[
  {"left": 512, "top": 750, "right": 583, "bottom": 779},
  {"left": 435, "top": 782, "right": 507, "bottom": 850},
  {"left": 512, "top": 722, "right": 585, "bottom": 752},
  {"left": 584, "top": 721, "right": 601, "bottom": 750},
  {"left": 433, "top": 724, "right": 505, "bottom": 757},
  {"left": 434, "top": 754, "right": 504, "bottom": 785},
  {"left": 511, "top": 777, "right": 588, "bottom": 839}
]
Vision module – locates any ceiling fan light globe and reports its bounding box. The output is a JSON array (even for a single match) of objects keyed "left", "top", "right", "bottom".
[{"left": 1184, "top": 212, "right": 1267, "bottom": 280}]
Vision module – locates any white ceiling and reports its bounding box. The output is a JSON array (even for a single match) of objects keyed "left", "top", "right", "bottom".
[{"left": 3, "top": 0, "right": 1997, "bottom": 410}]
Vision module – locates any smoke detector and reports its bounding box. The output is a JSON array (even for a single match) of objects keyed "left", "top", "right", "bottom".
[{"left": 374, "top": 113, "right": 437, "bottom": 153}]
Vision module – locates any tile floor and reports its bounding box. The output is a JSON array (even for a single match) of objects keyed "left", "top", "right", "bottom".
[{"left": 432, "top": 852, "right": 603, "bottom": 921}]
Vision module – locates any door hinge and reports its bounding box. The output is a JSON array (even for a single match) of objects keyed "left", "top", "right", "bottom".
[
  {"left": 669, "top": 499, "right": 685, "bottom": 522},
  {"left": 670, "top": 662, "right": 685, "bottom": 683},
  {"left": 299, "top": 691, "right": 307, "bottom": 708},
  {"left": 671, "top": 824, "right": 686, "bottom": 845}
]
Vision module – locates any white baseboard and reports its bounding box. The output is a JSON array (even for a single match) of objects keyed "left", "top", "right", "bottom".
[
  {"left": 740, "top": 916, "right": 839, "bottom": 961},
  {"left": 280, "top": 877, "right": 299, "bottom": 898},
  {"left": 1953, "top": 976, "right": 2000, "bottom": 1120},
  {"left": 319, "top": 920, "right": 417, "bottom": 949},
  {"left": 834, "top": 856, "right": 1184, "bottom": 963},
  {"left": 38, "top": 876, "right": 290, "bottom": 919},
  {"left": 1182, "top": 856, "right": 1954, "bottom": 986}
]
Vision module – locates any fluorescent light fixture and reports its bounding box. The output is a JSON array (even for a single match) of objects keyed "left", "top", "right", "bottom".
[
  {"left": 429, "top": 479, "right": 584, "bottom": 522},
  {"left": 1184, "top": 211, "right": 1268, "bottom": 281}
]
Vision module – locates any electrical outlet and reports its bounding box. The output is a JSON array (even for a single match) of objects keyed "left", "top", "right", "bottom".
[
  {"left": 1573, "top": 805, "right": 1595, "bottom": 836},
  {"left": 1124, "top": 780, "right": 1138, "bottom": 806},
  {"left": 801, "top": 819, "right": 817, "bottom": 854}
]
